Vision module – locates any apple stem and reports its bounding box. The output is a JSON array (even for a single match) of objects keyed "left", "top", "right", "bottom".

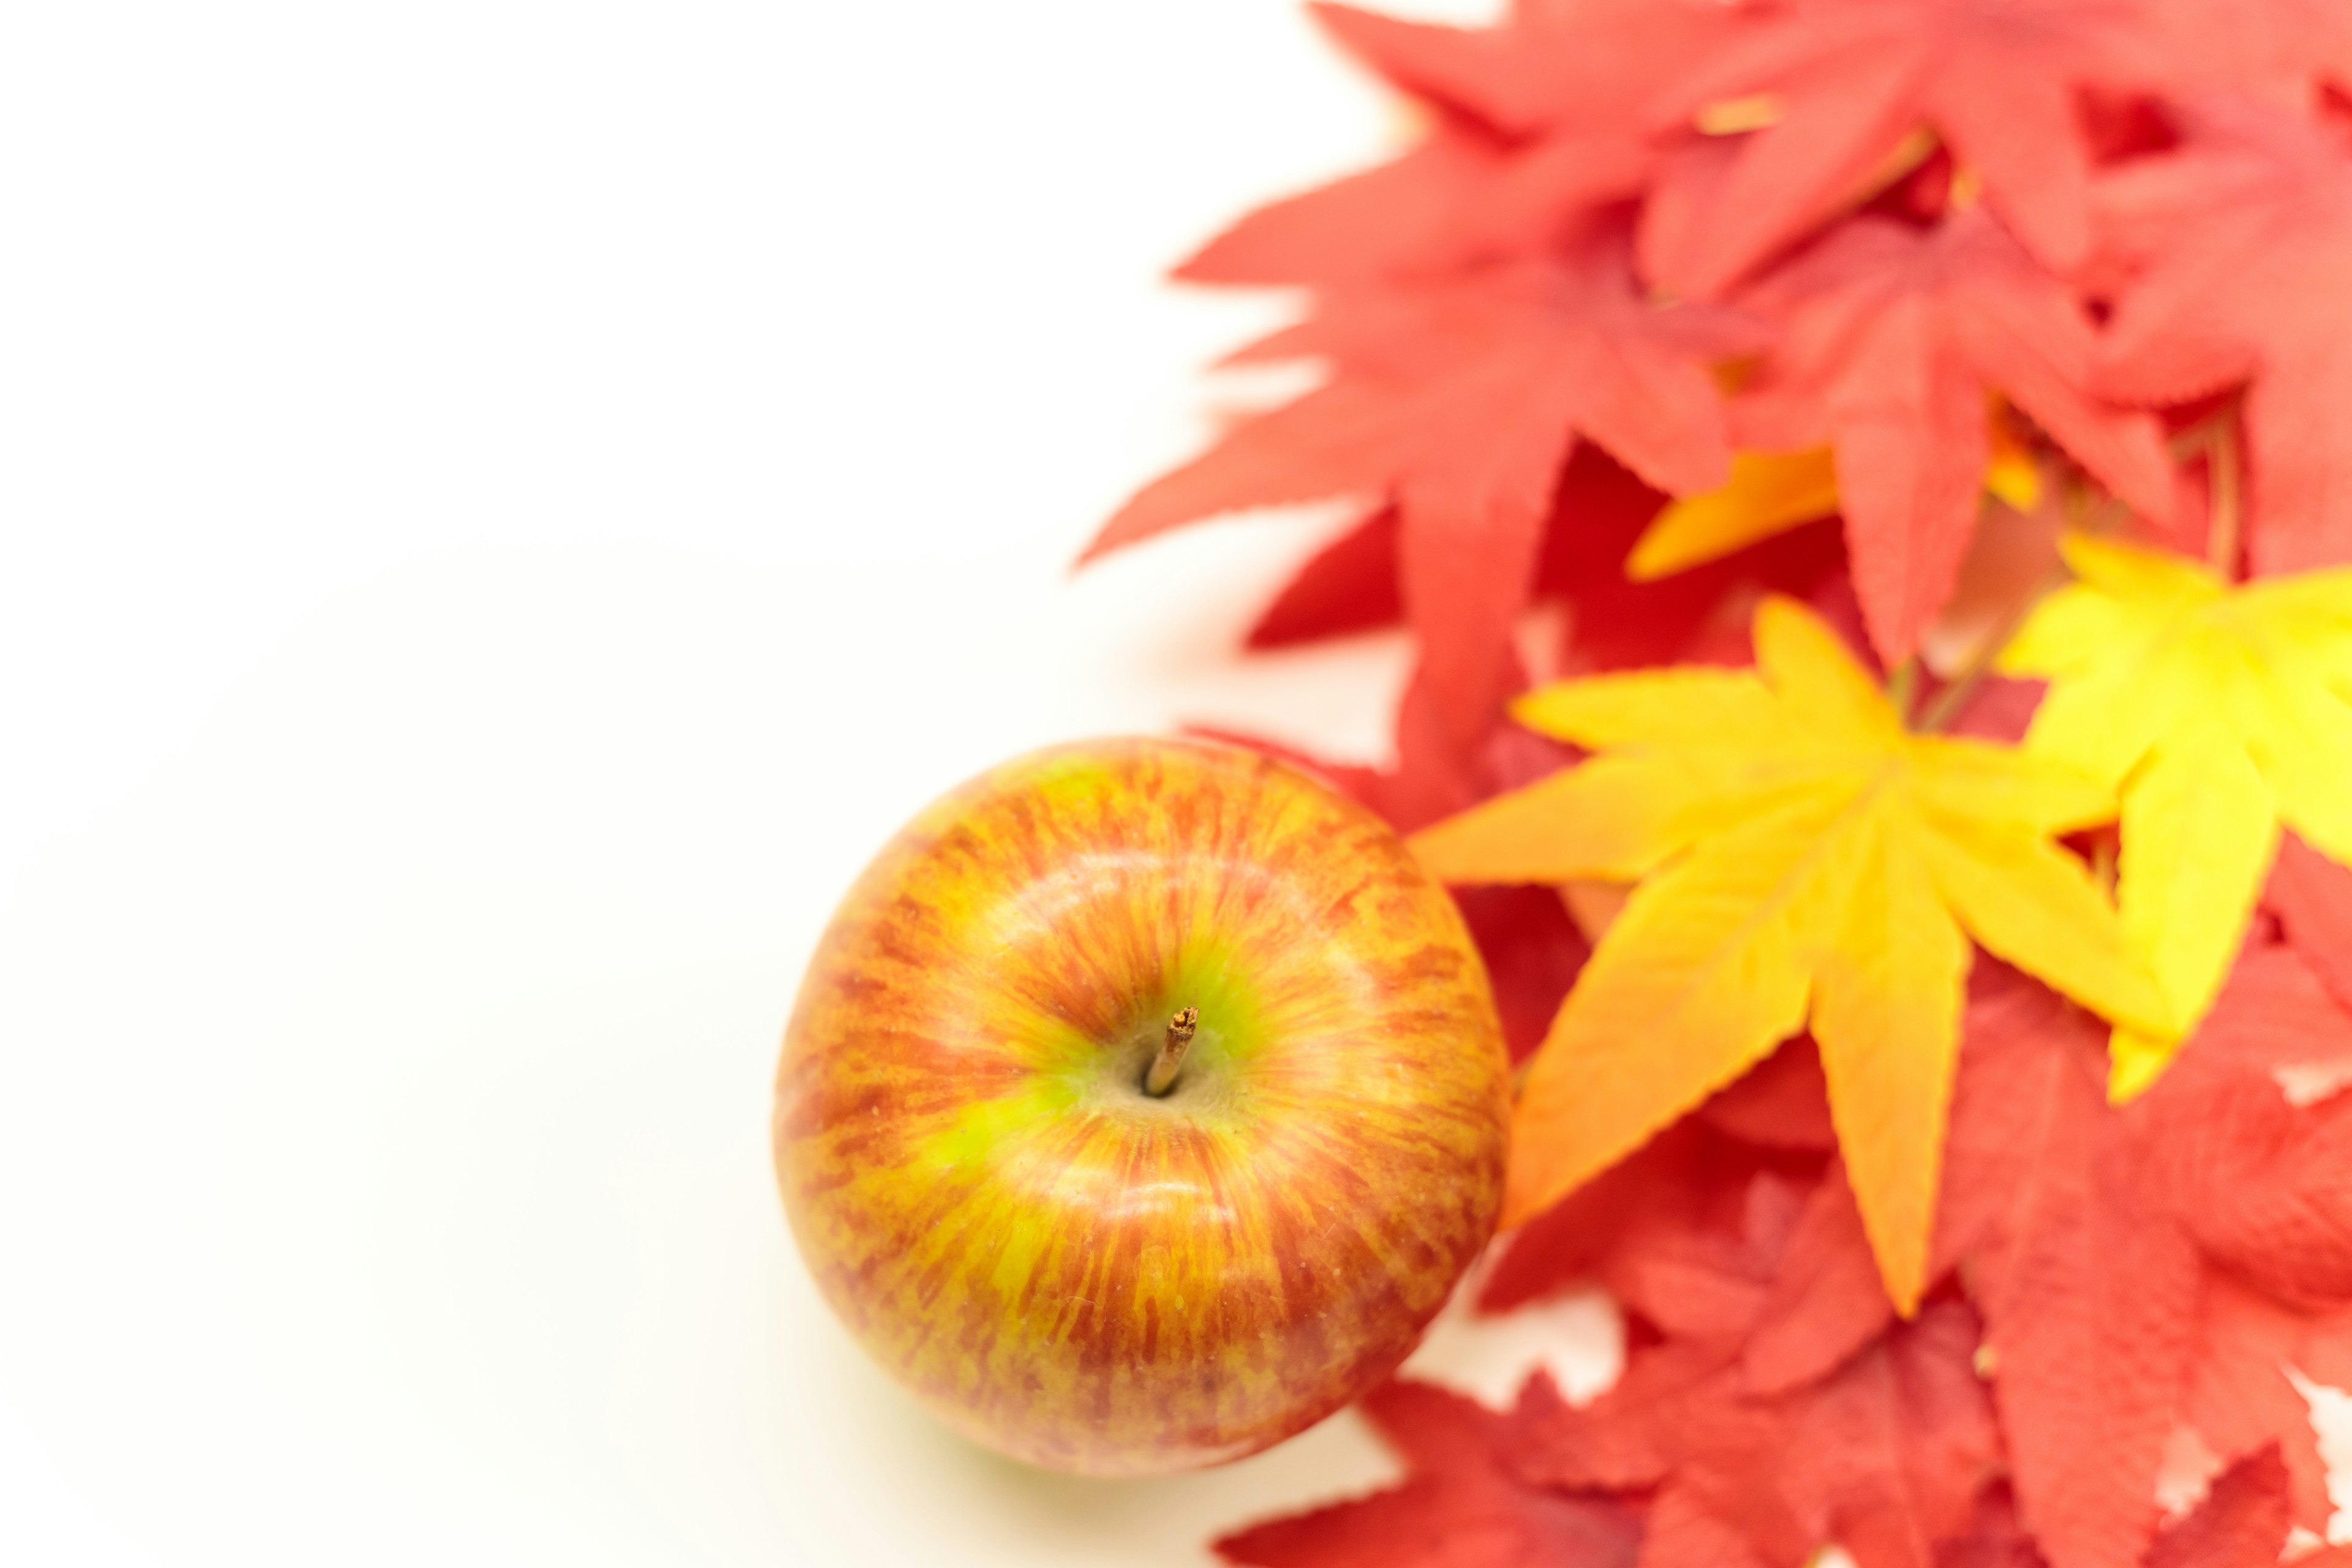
[{"left": 1143, "top": 1007, "right": 1199, "bottom": 1098}]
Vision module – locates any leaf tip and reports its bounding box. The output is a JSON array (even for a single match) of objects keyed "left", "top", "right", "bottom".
[{"left": 2106, "top": 1024, "right": 2179, "bottom": 1103}]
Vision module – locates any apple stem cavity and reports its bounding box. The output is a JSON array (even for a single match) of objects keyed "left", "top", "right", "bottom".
[{"left": 1142, "top": 1007, "right": 1199, "bottom": 1098}]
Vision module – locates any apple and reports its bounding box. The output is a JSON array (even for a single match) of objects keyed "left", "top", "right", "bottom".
[{"left": 773, "top": 736, "right": 1510, "bottom": 1476}]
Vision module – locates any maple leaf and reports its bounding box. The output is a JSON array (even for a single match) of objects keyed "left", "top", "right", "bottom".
[
  {"left": 1243, "top": 505, "right": 1407, "bottom": 651},
  {"left": 1791, "top": 1305, "right": 2004, "bottom": 1568},
  {"left": 1941, "top": 949, "right": 2352, "bottom": 1567},
  {"left": 2150, "top": 948, "right": 2352, "bottom": 1306},
  {"left": 1474, "top": 1120, "right": 1726, "bottom": 1316},
  {"left": 1998, "top": 532, "right": 2352, "bottom": 1094},
  {"left": 1626, "top": 424, "right": 2044, "bottom": 584},
  {"left": 1645, "top": 1485, "right": 1774, "bottom": 1568},
  {"left": 1935, "top": 1486, "right": 2049, "bottom": 1568},
  {"left": 1741, "top": 1158, "right": 1901, "bottom": 1393},
  {"left": 1309, "top": 0, "right": 1752, "bottom": 144},
  {"left": 2184, "top": 1273, "right": 2343, "bottom": 1532},
  {"left": 1238, "top": 437, "right": 1852, "bottom": 704},
  {"left": 2149, "top": 0, "right": 2352, "bottom": 112},
  {"left": 1699, "top": 1035, "right": 1842, "bottom": 1153},
  {"left": 1498, "top": 1122, "right": 1988, "bottom": 1568},
  {"left": 1627, "top": 448, "right": 1845, "bottom": 582},
  {"left": 1243, "top": 448, "right": 1663, "bottom": 654},
  {"left": 1487, "top": 1116, "right": 1823, "bottom": 1341},
  {"left": 2094, "top": 98, "right": 2352, "bottom": 573},
  {"left": 1600, "top": 1164, "right": 1814, "bottom": 1346},
  {"left": 1478, "top": 1109, "right": 1852, "bottom": 1336},
  {"left": 1510, "top": 1338, "right": 1717, "bottom": 1494},
  {"left": 1410, "top": 595, "right": 2163, "bottom": 1311},
  {"left": 1718, "top": 208, "right": 2174, "bottom": 665},
  {"left": 2152, "top": 940, "right": 2352, "bottom": 1097},
  {"left": 2138, "top": 1447, "right": 2289, "bottom": 1568},
  {"left": 1934, "top": 971, "right": 2199, "bottom": 1568},
  {"left": 1087, "top": 215, "right": 1754, "bottom": 743},
  {"left": 1936, "top": 948, "right": 2352, "bottom": 1545},
  {"left": 1177, "top": 127, "right": 1576, "bottom": 289},
  {"left": 1382, "top": 652, "right": 1582, "bottom": 831},
  {"left": 1540, "top": 453, "right": 1860, "bottom": 679},
  {"left": 1182, "top": 1, "right": 1753, "bottom": 287},
  {"left": 1517, "top": 1304, "right": 2000, "bottom": 1568},
  {"left": 1193, "top": 630, "right": 1577, "bottom": 842},
  {"left": 1643, "top": 0, "right": 2170, "bottom": 299},
  {"left": 1455, "top": 884, "right": 1591, "bottom": 1066},
  {"left": 2269, "top": 832, "right": 2352, "bottom": 1014},
  {"left": 1214, "top": 1379, "right": 1643, "bottom": 1568}
]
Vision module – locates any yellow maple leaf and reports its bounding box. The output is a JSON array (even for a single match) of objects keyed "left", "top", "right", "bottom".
[
  {"left": 1626, "top": 448, "right": 1841, "bottom": 579},
  {"left": 1627, "top": 432, "right": 2042, "bottom": 581},
  {"left": 1998, "top": 535, "right": 2352, "bottom": 1098},
  {"left": 1409, "top": 597, "right": 2163, "bottom": 1313}
]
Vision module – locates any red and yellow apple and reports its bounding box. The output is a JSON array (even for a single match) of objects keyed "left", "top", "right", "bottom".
[{"left": 773, "top": 736, "right": 1510, "bottom": 1476}]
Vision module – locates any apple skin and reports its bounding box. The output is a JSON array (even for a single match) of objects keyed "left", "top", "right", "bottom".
[{"left": 774, "top": 736, "right": 1510, "bottom": 1477}]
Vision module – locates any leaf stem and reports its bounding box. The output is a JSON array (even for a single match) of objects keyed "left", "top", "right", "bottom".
[
  {"left": 1887, "top": 658, "right": 1920, "bottom": 723},
  {"left": 1914, "top": 564, "right": 2069, "bottom": 735},
  {"left": 2206, "top": 418, "right": 2243, "bottom": 578},
  {"left": 2167, "top": 409, "right": 2232, "bottom": 461},
  {"left": 1914, "top": 457, "right": 2142, "bottom": 735}
]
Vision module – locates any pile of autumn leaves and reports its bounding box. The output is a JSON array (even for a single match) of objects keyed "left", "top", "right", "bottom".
[{"left": 1081, "top": 2, "right": 2352, "bottom": 1566}]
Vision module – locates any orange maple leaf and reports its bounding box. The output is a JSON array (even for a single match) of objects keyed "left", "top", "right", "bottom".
[{"left": 1409, "top": 597, "right": 2165, "bottom": 1313}]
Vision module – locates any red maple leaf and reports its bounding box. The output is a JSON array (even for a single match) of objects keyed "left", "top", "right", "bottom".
[
  {"left": 1214, "top": 1380, "right": 1643, "bottom": 1568},
  {"left": 1598, "top": 1163, "right": 1813, "bottom": 1346},
  {"left": 1509, "top": 1337, "right": 1717, "bottom": 1493},
  {"left": 2267, "top": 833, "right": 2352, "bottom": 1016},
  {"left": 1784, "top": 1306, "right": 2003, "bottom": 1568},
  {"left": 2094, "top": 97, "right": 2352, "bottom": 571},
  {"left": 1728, "top": 205, "right": 2174, "bottom": 663},
  {"left": 1698, "top": 1036, "right": 1842, "bottom": 1154},
  {"left": 2155, "top": 943, "right": 2352, "bottom": 1091},
  {"left": 2138, "top": 1448, "right": 2289, "bottom": 1568},
  {"left": 2152, "top": 951, "right": 2352, "bottom": 1526},
  {"left": 1243, "top": 450, "right": 1662, "bottom": 652},
  {"left": 1189, "top": 623, "right": 1577, "bottom": 841},
  {"left": 1936, "top": 1487, "right": 2049, "bottom": 1568},
  {"left": 1643, "top": 0, "right": 2171, "bottom": 299},
  {"left": 1182, "top": 1, "right": 1752, "bottom": 287},
  {"left": 2149, "top": 0, "right": 2352, "bottom": 109},
  {"left": 1482, "top": 955, "right": 2352, "bottom": 1568},
  {"left": 1515, "top": 1304, "right": 1999, "bottom": 1568},
  {"left": 1177, "top": 120, "right": 1631, "bottom": 295},
  {"left": 1493, "top": 1115, "right": 1972, "bottom": 1564},
  {"left": 2150, "top": 947, "right": 2352, "bottom": 1305},
  {"left": 1311, "top": 0, "right": 1752, "bottom": 143},
  {"left": 1474, "top": 1122, "right": 1722, "bottom": 1316},
  {"left": 1246, "top": 448, "right": 1852, "bottom": 683},
  {"left": 2169, "top": 1070, "right": 2352, "bottom": 1306},
  {"left": 1477, "top": 1115, "right": 1817, "bottom": 1318},
  {"left": 2182, "top": 1275, "right": 2348, "bottom": 1532},
  {"left": 1645, "top": 1485, "right": 1776, "bottom": 1568},
  {"left": 1934, "top": 971, "right": 2200, "bottom": 1568},
  {"left": 1478, "top": 1043, "right": 1850, "bottom": 1325},
  {"left": 1468, "top": 952, "right": 2352, "bottom": 1568},
  {"left": 1242, "top": 505, "right": 1409, "bottom": 650},
  {"left": 1740, "top": 1158, "right": 1901, "bottom": 1395},
  {"left": 1453, "top": 884, "right": 1591, "bottom": 1065},
  {"left": 1934, "top": 1457, "right": 2296, "bottom": 1568},
  {"left": 1088, "top": 216, "right": 1754, "bottom": 741},
  {"left": 1937, "top": 947, "right": 2352, "bottom": 1568}
]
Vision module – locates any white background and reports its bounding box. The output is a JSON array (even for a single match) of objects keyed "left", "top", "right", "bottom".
[{"left": 0, "top": 3, "right": 1636, "bottom": 1564}]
